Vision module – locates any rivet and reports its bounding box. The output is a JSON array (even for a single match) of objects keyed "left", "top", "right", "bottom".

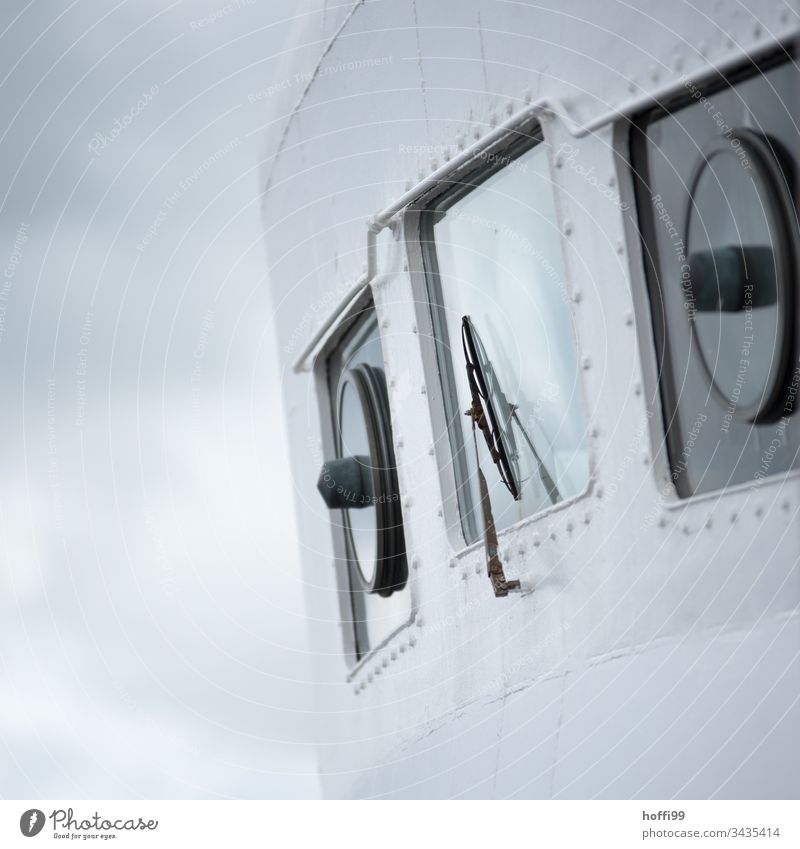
[
  {"left": 705, "top": 516, "right": 713, "bottom": 529},
  {"left": 475, "top": 563, "right": 482, "bottom": 575},
  {"left": 583, "top": 513, "right": 591, "bottom": 525},
  {"left": 374, "top": 666, "right": 381, "bottom": 676},
  {"left": 634, "top": 382, "right": 642, "bottom": 396},
  {"left": 555, "top": 155, "right": 564, "bottom": 169},
  {"left": 590, "top": 426, "right": 599, "bottom": 438},
  {"left": 382, "top": 657, "right": 389, "bottom": 668},
  {"left": 381, "top": 317, "right": 389, "bottom": 329},
  {"left": 595, "top": 486, "right": 604, "bottom": 499},
  {"left": 572, "top": 290, "right": 582, "bottom": 303},
  {"left": 628, "top": 80, "right": 637, "bottom": 94},
  {"left": 616, "top": 240, "right": 625, "bottom": 255},
  {"left": 517, "top": 545, "right": 526, "bottom": 557},
  {"left": 437, "top": 506, "right": 443, "bottom": 517},
  {"left": 404, "top": 495, "right": 413, "bottom": 508},
  {"left": 566, "top": 521, "right": 574, "bottom": 533},
  {"left": 411, "top": 322, "right": 418, "bottom": 334},
  {"left": 753, "top": 23, "right": 762, "bottom": 38},
  {"left": 582, "top": 357, "right": 591, "bottom": 370},
  {"left": 782, "top": 500, "right": 791, "bottom": 511},
  {"left": 563, "top": 219, "right": 574, "bottom": 236},
  {"left": 523, "top": 88, "right": 532, "bottom": 104},
  {"left": 367, "top": 673, "right": 374, "bottom": 683},
  {"left": 428, "top": 444, "right": 435, "bottom": 456},
  {"left": 421, "top": 384, "right": 427, "bottom": 395},
  {"left": 505, "top": 100, "right": 514, "bottom": 116},
  {"left": 549, "top": 530, "right": 557, "bottom": 541},
  {"left": 532, "top": 533, "right": 542, "bottom": 548},
  {"left": 730, "top": 511, "right": 738, "bottom": 524},
  {"left": 354, "top": 686, "right": 360, "bottom": 695},
  {"left": 682, "top": 524, "right": 691, "bottom": 535},
  {"left": 649, "top": 65, "right": 660, "bottom": 83},
  {"left": 409, "top": 634, "right": 417, "bottom": 647},
  {"left": 625, "top": 311, "right": 634, "bottom": 326},
  {"left": 473, "top": 126, "right": 481, "bottom": 140},
  {"left": 403, "top": 262, "right": 409, "bottom": 272},
  {"left": 411, "top": 557, "right": 420, "bottom": 571},
  {"left": 608, "top": 175, "right": 616, "bottom": 188},
  {"left": 391, "top": 650, "right": 397, "bottom": 661},
  {"left": 489, "top": 112, "right": 498, "bottom": 128},
  {"left": 399, "top": 643, "right": 407, "bottom": 653},
  {"left": 658, "top": 516, "right": 667, "bottom": 528},
  {"left": 416, "top": 615, "right": 424, "bottom": 628},
  {"left": 755, "top": 506, "right": 763, "bottom": 518}
]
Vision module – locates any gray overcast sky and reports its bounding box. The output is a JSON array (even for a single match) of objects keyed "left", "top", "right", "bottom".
[{"left": 0, "top": 0, "right": 321, "bottom": 798}]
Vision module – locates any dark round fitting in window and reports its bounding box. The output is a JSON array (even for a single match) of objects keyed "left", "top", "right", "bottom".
[
  {"left": 685, "top": 128, "right": 797, "bottom": 423},
  {"left": 318, "top": 363, "right": 407, "bottom": 597}
]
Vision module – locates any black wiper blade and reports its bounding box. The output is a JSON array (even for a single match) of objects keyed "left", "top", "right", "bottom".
[
  {"left": 462, "top": 315, "right": 521, "bottom": 500},
  {"left": 462, "top": 315, "right": 561, "bottom": 506}
]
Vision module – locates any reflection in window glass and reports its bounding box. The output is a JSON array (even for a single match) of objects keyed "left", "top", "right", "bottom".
[
  {"left": 686, "top": 137, "right": 784, "bottom": 417},
  {"left": 633, "top": 59, "right": 799, "bottom": 496},
  {"left": 338, "top": 380, "right": 378, "bottom": 580},
  {"left": 424, "top": 141, "right": 589, "bottom": 543}
]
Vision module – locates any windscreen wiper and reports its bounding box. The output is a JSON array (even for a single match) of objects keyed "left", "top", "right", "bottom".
[
  {"left": 461, "top": 315, "right": 561, "bottom": 596},
  {"left": 462, "top": 315, "right": 560, "bottom": 504}
]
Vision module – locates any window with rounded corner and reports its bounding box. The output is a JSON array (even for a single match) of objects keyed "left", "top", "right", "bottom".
[
  {"left": 420, "top": 130, "right": 590, "bottom": 545},
  {"left": 633, "top": 55, "right": 800, "bottom": 497},
  {"left": 316, "top": 304, "right": 409, "bottom": 660}
]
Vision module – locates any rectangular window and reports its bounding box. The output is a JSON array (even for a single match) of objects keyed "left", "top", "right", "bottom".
[
  {"left": 320, "top": 304, "right": 410, "bottom": 660},
  {"left": 421, "top": 135, "right": 590, "bottom": 544},
  {"left": 632, "top": 56, "right": 800, "bottom": 497}
]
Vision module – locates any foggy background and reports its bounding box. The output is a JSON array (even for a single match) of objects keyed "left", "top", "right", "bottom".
[{"left": 0, "top": 0, "right": 322, "bottom": 798}]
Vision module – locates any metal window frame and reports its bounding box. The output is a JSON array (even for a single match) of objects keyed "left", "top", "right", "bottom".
[{"left": 630, "top": 48, "right": 799, "bottom": 499}]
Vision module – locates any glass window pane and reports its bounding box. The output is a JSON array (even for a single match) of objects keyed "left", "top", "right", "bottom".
[{"left": 426, "top": 142, "right": 589, "bottom": 542}]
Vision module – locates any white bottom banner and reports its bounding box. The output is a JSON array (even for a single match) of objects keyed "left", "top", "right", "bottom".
[{"left": 2, "top": 800, "right": 798, "bottom": 848}]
